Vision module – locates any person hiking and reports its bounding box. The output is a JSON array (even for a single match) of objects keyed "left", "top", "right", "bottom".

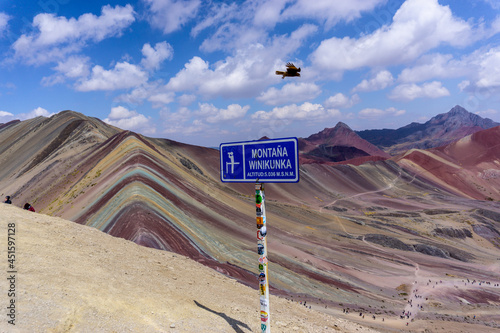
[
  {"left": 4, "top": 196, "right": 11, "bottom": 204},
  {"left": 23, "top": 203, "right": 35, "bottom": 212}
]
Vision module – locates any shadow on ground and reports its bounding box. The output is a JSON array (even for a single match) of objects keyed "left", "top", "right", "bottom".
[{"left": 194, "top": 300, "right": 252, "bottom": 333}]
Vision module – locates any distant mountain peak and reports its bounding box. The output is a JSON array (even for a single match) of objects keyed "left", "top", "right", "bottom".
[
  {"left": 300, "top": 121, "right": 390, "bottom": 163},
  {"left": 449, "top": 105, "right": 467, "bottom": 114},
  {"left": 333, "top": 122, "right": 352, "bottom": 130},
  {"left": 357, "top": 105, "right": 500, "bottom": 155}
]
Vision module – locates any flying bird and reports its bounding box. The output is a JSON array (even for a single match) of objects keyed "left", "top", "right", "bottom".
[{"left": 275, "top": 62, "right": 301, "bottom": 79}]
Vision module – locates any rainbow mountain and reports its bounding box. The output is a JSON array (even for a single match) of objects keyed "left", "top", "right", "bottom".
[{"left": 1, "top": 110, "right": 500, "bottom": 316}]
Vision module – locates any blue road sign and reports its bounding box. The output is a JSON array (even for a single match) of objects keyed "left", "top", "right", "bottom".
[{"left": 220, "top": 137, "right": 299, "bottom": 183}]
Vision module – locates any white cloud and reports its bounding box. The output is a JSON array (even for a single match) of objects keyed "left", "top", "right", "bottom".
[
  {"left": 167, "top": 23, "right": 316, "bottom": 99},
  {"left": 281, "top": 0, "right": 386, "bottom": 28},
  {"left": 191, "top": 2, "right": 238, "bottom": 36},
  {"left": 140, "top": 41, "right": 173, "bottom": 70},
  {"left": 55, "top": 56, "right": 91, "bottom": 78},
  {"left": 353, "top": 70, "right": 394, "bottom": 92},
  {"left": 252, "top": 102, "right": 340, "bottom": 121},
  {"left": 358, "top": 107, "right": 405, "bottom": 119},
  {"left": 324, "top": 93, "right": 360, "bottom": 109},
  {"left": 389, "top": 81, "right": 450, "bottom": 101},
  {"left": 0, "top": 111, "right": 13, "bottom": 117},
  {"left": 166, "top": 56, "right": 208, "bottom": 91},
  {"left": 115, "top": 81, "right": 175, "bottom": 107},
  {"left": 311, "top": 0, "right": 474, "bottom": 72},
  {"left": 160, "top": 106, "right": 191, "bottom": 123},
  {"left": 107, "top": 106, "right": 137, "bottom": 120},
  {"left": 474, "top": 48, "right": 500, "bottom": 89},
  {"left": 257, "top": 82, "right": 321, "bottom": 105},
  {"left": 196, "top": 103, "right": 250, "bottom": 123},
  {"left": 453, "top": 47, "right": 500, "bottom": 94},
  {"left": 252, "top": 0, "right": 288, "bottom": 28},
  {"left": 76, "top": 62, "right": 148, "bottom": 91},
  {"left": 41, "top": 56, "right": 91, "bottom": 86},
  {"left": 458, "top": 80, "right": 470, "bottom": 92},
  {"left": 0, "top": 12, "right": 10, "bottom": 35},
  {"left": 104, "top": 106, "right": 155, "bottom": 134},
  {"left": 12, "top": 5, "right": 135, "bottom": 65},
  {"left": 144, "top": 0, "right": 200, "bottom": 34},
  {"left": 148, "top": 91, "right": 175, "bottom": 106},
  {"left": 18, "top": 107, "right": 54, "bottom": 120},
  {"left": 398, "top": 53, "right": 468, "bottom": 83},
  {"left": 178, "top": 94, "right": 196, "bottom": 106}
]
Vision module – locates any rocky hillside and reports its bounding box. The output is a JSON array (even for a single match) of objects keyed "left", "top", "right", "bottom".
[
  {"left": 299, "top": 122, "right": 390, "bottom": 163},
  {"left": 357, "top": 105, "right": 499, "bottom": 155}
]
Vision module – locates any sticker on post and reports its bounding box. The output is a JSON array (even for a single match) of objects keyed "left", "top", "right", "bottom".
[
  {"left": 260, "top": 311, "right": 269, "bottom": 322},
  {"left": 260, "top": 284, "right": 266, "bottom": 295},
  {"left": 260, "top": 298, "right": 268, "bottom": 307},
  {"left": 258, "top": 244, "right": 265, "bottom": 255},
  {"left": 256, "top": 216, "right": 264, "bottom": 229},
  {"left": 257, "top": 226, "right": 267, "bottom": 240}
]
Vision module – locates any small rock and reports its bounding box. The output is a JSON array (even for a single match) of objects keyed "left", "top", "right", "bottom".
[{"left": 170, "top": 323, "right": 176, "bottom": 328}]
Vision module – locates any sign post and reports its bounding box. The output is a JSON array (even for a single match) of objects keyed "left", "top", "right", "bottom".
[
  {"left": 256, "top": 183, "right": 270, "bottom": 332},
  {"left": 220, "top": 137, "right": 299, "bottom": 333}
]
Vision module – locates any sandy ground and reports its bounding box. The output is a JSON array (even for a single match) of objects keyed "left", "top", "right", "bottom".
[{"left": 0, "top": 204, "right": 380, "bottom": 333}]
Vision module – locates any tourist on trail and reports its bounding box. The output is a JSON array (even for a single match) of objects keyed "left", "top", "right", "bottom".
[
  {"left": 23, "top": 203, "right": 35, "bottom": 212},
  {"left": 4, "top": 196, "right": 11, "bottom": 204}
]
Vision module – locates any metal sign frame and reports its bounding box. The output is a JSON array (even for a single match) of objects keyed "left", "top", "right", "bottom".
[{"left": 220, "top": 137, "right": 299, "bottom": 183}]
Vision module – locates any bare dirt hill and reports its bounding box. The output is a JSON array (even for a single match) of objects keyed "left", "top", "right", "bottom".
[{"left": 0, "top": 204, "right": 379, "bottom": 333}]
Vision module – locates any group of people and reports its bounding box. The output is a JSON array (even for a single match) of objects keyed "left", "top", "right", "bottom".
[{"left": 3, "top": 195, "right": 35, "bottom": 212}]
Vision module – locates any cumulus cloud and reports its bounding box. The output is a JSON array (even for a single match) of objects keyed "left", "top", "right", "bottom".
[
  {"left": 257, "top": 82, "right": 321, "bottom": 105},
  {"left": 104, "top": 106, "right": 155, "bottom": 134},
  {"left": 115, "top": 81, "right": 175, "bottom": 107},
  {"left": 12, "top": 5, "right": 135, "bottom": 65},
  {"left": 144, "top": 0, "right": 200, "bottom": 34},
  {"left": 353, "top": 70, "right": 394, "bottom": 92},
  {"left": 324, "top": 93, "right": 360, "bottom": 109},
  {"left": 358, "top": 107, "right": 405, "bottom": 119},
  {"left": 178, "top": 94, "right": 196, "bottom": 106},
  {"left": 41, "top": 56, "right": 91, "bottom": 86},
  {"left": 196, "top": 103, "right": 250, "bottom": 123},
  {"left": 76, "top": 62, "right": 148, "bottom": 91},
  {"left": 167, "top": 23, "right": 316, "bottom": 99},
  {"left": 140, "top": 41, "right": 173, "bottom": 70},
  {"left": 389, "top": 81, "right": 450, "bottom": 101},
  {"left": 473, "top": 47, "right": 500, "bottom": 89},
  {"left": 18, "top": 107, "right": 54, "bottom": 120},
  {"left": 311, "top": 0, "right": 474, "bottom": 72},
  {"left": 451, "top": 47, "right": 500, "bottom": 94},
  {"left": 0, "top": 110, "right": 13, "bottom": 117},
  {"left": 398, "top": 53, "right": 467, "bottom": 83},
  {"left": 252, "top": 102, "right": 340, "bottom": 121}
]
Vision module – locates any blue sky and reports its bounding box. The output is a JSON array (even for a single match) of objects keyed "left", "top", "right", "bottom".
[{"left": 1, "top": 0, "right": 500, "bottom": 147}]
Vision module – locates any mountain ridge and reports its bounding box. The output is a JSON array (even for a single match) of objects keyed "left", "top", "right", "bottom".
[
  {"left": 299, "top": 121, "right": 390, "bottom": 164},
  {"left": 357, "top": 105, "right": 499, "bottom": 155},
  {"left": 1, "top": 108, "right": 500, "bottom": 332}
]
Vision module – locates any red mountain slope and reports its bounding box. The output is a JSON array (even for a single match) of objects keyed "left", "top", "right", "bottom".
[
  {"left": 299, "top": 122, "right": 390, "bottom": 163},
  {"left": 396, "top": 126, "right": 500, "bottom": 200}
]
